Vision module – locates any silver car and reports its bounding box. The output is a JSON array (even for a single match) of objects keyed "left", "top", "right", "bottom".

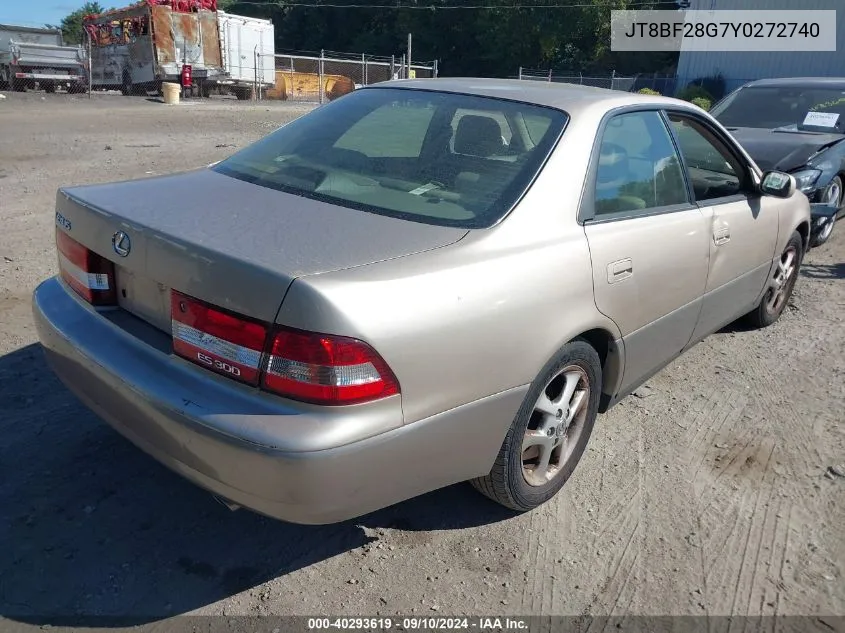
[{"left": 33, "top": 79, "right": 811, "bottom": 524}]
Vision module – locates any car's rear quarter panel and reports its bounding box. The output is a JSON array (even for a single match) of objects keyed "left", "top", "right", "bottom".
[{"left": 276, "top": 123, "right": 623, "bottom": 425}]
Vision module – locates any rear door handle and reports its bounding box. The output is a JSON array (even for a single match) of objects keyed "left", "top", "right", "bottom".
[
  {"left": 714, "top": 227, "right": 731, "bottom": 246},
  {"left": 607, "top": 258, "right": 633, "bottom": 283}
]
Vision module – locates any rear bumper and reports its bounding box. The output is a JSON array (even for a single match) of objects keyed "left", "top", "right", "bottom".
[
  {"left": 14, "top": 73, "right": 83, "bottom": 81},
  {"left": 32, "top": 277, "right": 523, "bottom": 524}
]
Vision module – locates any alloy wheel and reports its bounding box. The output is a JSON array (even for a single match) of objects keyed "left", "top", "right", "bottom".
[
  {"left": 521, "top": 365, "right": 591, "bottom": 487},
  {"left": 765, "top": 246, "right": 798, "bottom": 314}
]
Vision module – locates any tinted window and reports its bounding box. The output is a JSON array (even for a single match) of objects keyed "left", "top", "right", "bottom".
[
  {"left": 593, "top": 111, "right": 688, "bottom": 216},
  {"left": 711, "top": 85, "right": 845, "bottom": 130},
  {"left": 213, "top": 88, "right": 567, "bottom": 229},
  {"left": 451, "top": 108, "right": 513, "bottom": 147},
  {"left": 335, "top": 102, "right": 435, "bottom": 158},
  {"left": 668, "top": 114, "right": 745, "bottom": 201}
]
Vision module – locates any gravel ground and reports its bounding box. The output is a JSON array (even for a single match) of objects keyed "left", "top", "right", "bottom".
[{"left": 0, "top": 91, "right": 843, "bottom": 629}]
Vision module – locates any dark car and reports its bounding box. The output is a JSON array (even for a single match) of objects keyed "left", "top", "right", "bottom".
[{"left": 710, "top": 77, "right": 845, "bottom": 246}]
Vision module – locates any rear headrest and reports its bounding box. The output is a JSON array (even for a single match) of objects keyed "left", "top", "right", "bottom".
[
  {"left": 596, "top": 142, "right": 629, "bottom": 186},
  {"left": 454, "top": 115, "right": 504, "bottom": 157}
]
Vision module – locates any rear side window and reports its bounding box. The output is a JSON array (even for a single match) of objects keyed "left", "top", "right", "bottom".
[
  {"left": 593, "top": 110, "right": 689, "bottom": 216},
  {"left": 212, "top": 88, "right": 567, "bottom": 228}
]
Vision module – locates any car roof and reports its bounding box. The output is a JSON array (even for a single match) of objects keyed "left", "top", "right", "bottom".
[
  {"left": 741, "top": 77, "right": 845, "bottom": 89},
  {"left": 368, "top": 77, "right": 691, "bottom": 116}
]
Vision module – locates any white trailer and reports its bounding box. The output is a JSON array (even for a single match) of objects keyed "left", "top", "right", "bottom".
[
  {"left": 213, "top": 11, "right": 274, "bottom": 99},
  {"left": 0, "top": 24, "right": 86, "bottom": 92}
]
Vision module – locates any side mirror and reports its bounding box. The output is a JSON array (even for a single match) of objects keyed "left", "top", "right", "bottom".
[{"left": 760, "top": 170, "right": 796, "bottom": 198}]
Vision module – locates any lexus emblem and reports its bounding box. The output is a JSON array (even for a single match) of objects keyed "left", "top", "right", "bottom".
[{"left": 112, "top": 231, "right": 131, "bottom": 257}]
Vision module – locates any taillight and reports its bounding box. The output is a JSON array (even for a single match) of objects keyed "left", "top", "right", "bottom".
[
  {"left": 171, "top": 291, "right": 268, "bottom": 385},
  {"left": 56, "top": 230, "right": 116, "bottom": 305},
  {"left": 263, "top": 327, "right": 399, "bottom": 405},
  {"left": 169, "top": 291, "right": 399, "bottom": 405}
]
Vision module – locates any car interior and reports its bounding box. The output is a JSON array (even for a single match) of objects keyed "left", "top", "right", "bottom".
[
  {"left": 668, "top": 116, "right": 745, "bottom": 200},
  {"left": 215, "top": 93, "right": 563, "bottom": 226},
  {"left": 594, "top": 111, "right": 688, "bottom": 215},
  {"left": 714, "top": 86, "right": 845, "bottom": 131}
]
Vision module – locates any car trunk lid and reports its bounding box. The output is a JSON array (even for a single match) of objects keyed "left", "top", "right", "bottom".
[{"left": 55, "top": 168, "right": 468, "bottom": 329}]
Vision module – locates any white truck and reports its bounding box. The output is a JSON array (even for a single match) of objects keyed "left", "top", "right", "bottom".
[
  {"left": 84, "top": 2, "right": 225, "bottom": 96},
  {"left": 209, "top": 11, "right": 275, "bottom": 99},
  {"left": 0, "top": 24, "right": 86, "bottom": 93}
]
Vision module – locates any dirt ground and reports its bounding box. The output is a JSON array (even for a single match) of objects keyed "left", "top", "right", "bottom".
[{"left": 0, "top": 91, "right": 843, "bottom": 629}]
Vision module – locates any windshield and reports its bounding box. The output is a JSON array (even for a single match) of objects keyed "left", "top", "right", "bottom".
[
  {"left": 711, "top": 85, "right": 845, "bottom": 131},
  {"left": 212, "top": 87, "right": 568, "bottom": 228}
]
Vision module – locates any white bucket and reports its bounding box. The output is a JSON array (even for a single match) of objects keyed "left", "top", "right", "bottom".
[{"left": 162, "top": 82, "right": 181, "bottom": 105}]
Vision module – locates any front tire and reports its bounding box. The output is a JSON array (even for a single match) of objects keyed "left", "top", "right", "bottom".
[
  {"left": 744, "top": 230, "right": 803, "bottom": 329},
  {"left": 810, "top": 176, "right": 842, "bottom": 248},
  {"left": 470, "top": 339, "right": 602, "bottom": 512}
]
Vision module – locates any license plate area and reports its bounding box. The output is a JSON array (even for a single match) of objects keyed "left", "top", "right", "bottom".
[{"left": 114, "top": 266, "right": 172, "bottom": 335}]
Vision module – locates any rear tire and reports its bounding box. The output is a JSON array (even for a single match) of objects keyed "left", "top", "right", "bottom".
[
  {"left": 11, "top": 67, "right": 25, "bottom": 92},
  {"left": 744, "top": 230, "right": 803, "bottom": 329},
  {"left": 121, "top": 70, "right": 132, "bottom": 96},
  {"left": 470, "top": 339, "right": 602, "bottom": 512},
  {"left": 234, "top": 86, "right": 253, "bottom": 101}
]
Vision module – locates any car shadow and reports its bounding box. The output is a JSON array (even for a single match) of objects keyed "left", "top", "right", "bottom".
[
  {"left": 0, "top": 343, "right": 516, "bottom": 627},
  {"left": 800, "top": 262, "right": 845, "bottom": 280}
]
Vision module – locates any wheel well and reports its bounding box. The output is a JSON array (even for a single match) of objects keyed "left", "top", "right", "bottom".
[
  {"left": 576, "top": 328, "right": 621, "bottom": 411},
  {"left": 796, "top": 220, "right": 810, "bottom": 252}
]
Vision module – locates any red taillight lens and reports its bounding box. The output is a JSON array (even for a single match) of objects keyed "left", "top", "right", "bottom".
[
  {"left": 56, "top": 230, "right": 116, "bottom": 305},
  {"left": 262, "top": 327, "right": 400, "bottom": 405},
  {"left": 169, "top": 291, "right": 400, "bottom": 405},
  {"left": 171, "top": 291, "right": 268, "bottom": 385}
]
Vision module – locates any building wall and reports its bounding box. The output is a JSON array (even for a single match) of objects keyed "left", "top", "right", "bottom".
[{"left": 675, "top": 0, "right": 845, "bottom": 95}]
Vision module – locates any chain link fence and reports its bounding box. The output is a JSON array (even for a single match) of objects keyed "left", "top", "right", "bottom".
[
  {"left": 258, "top": 50, "right": 437, "bottom": 104},
  {"left": 72, "top": 8, "right": 442, "bottom": 102},
  {"left": 516, "top": 67, "right": 637, "bottom": 92},
  {"left": 630, "top": 72, "right": 678, "bottom": 96},
  {"left": 516, "top": 67, "right": 749, "bottom": 99}
]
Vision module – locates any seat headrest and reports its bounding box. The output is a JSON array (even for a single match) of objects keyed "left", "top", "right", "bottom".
[{"left": 454, "top": 115, "right": 504, "bottom": 157}]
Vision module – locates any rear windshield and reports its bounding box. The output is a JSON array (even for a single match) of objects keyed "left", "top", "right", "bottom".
[{"left": 213, "top": 87, "right": 568, "bottom": 228}]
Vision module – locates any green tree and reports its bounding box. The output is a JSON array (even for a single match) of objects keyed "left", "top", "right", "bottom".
[
  {"left": 51, "top": 0, "right": 681, "bottom": 78},
  {"left": 47, "top": 1, "right": 105, "bottom": 45}
]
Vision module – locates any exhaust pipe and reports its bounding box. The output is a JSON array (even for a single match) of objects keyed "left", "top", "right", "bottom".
[{"left": 213, "top": 494, "right": 241, "bottom": 512}]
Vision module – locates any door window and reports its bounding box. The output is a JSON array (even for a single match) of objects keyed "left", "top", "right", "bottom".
[
  {"left": 667, "top": 114, "right": 748, "bottom": 202},
  {"left": 593, "top": 110, "right": 689, "bottom": 216}
]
